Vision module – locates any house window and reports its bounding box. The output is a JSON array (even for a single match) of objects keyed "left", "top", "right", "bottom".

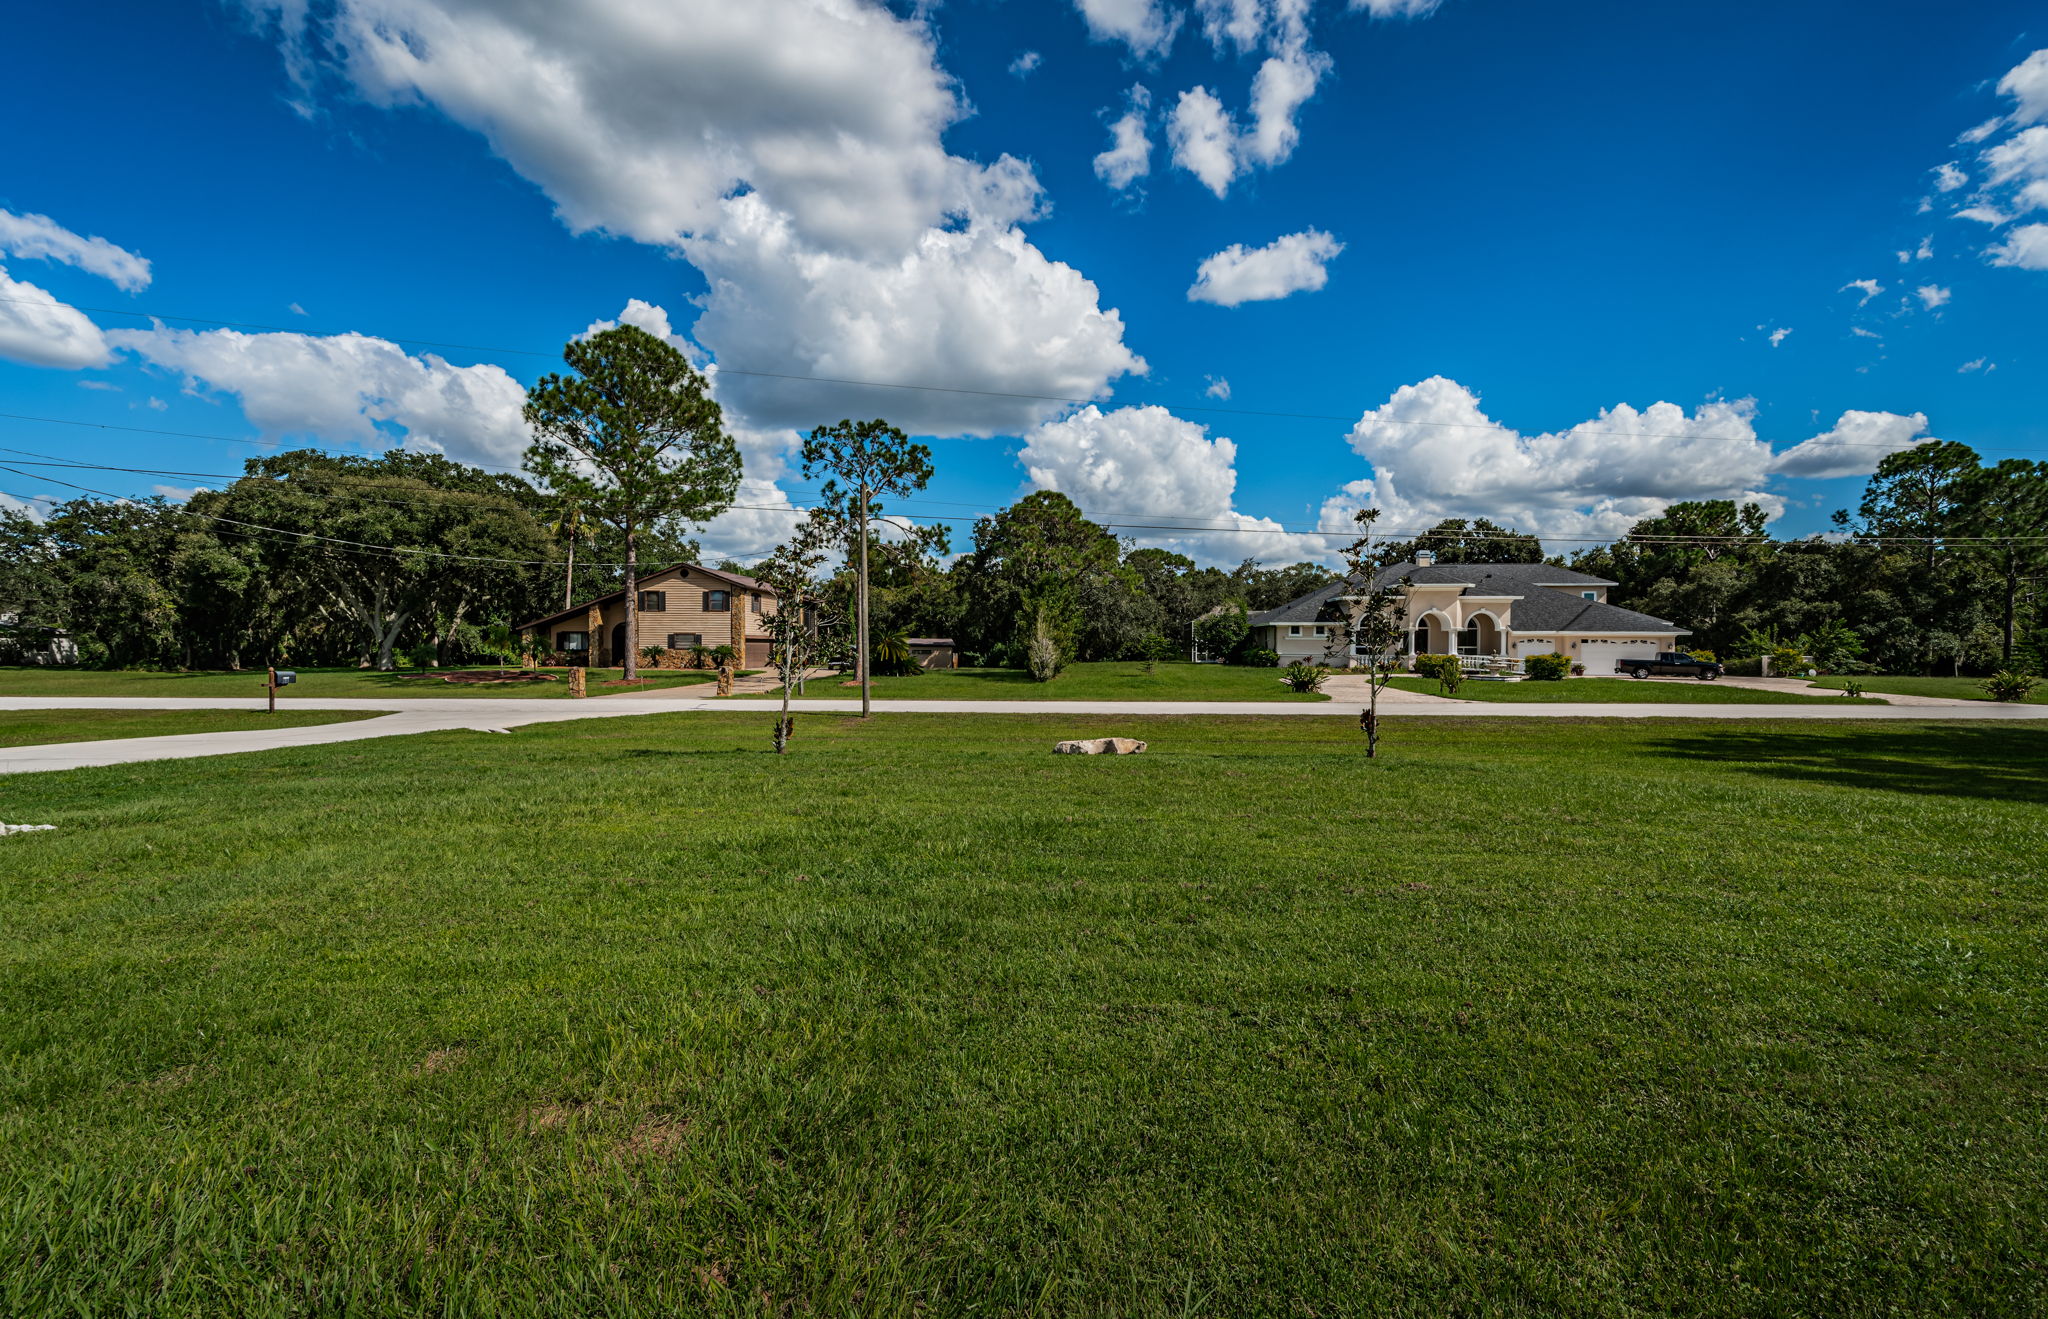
[
  {"left": 704, "top": 590, "right": 731, "bottom": 612},
  {"left": 1288, "top": 626, "right": 1301, "bottom": 637},
  {"left": 558, "top": 630, "right": 589, "bottom": 652},
  {"left": 637, "top": 590, "right": 667, "bottom": 612},
  {"left": 1458, "top": 622, "right": 1481, "bottom": 654},
  {"left": 667, "top": 633, "right": 701, "bottom": 649},
  {"left": 749, "top": 592, "right": 763, "bottom": 614},
  {"left": 1582, "top": 591, "right": 1597, "bottom": 600}
]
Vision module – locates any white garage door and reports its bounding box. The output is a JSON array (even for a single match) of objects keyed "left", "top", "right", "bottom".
[
  {"left": 1578, "top": 640, "right": 1660, "bottom": 674},
  {"left": 1514, "top": 639, "right": 1558, "bottom": 658}
]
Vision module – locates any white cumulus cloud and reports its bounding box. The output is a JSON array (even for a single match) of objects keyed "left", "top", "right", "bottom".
[
  {"left": 1988, "top": 222, "right": 2048, "bottom": 269},
  {"left": 0, "top": 267, "right": 111, "bottom": 369},
  {"left": 244, "top": 0, "right": 1143, "bottom": 440},
  {"left": 1310, "top": 379, "right": 1933, "bottom": 545},
  {"left": 1932, "top": 161, "right": 1969, "bottom": 192},
  {"left": 1841, "top": 278, "right": 1883, "bottom": 305},
  {"left": 109, "top": 325, "right": 532, "bottom": 467},
  {"left": 1915, "top": 284, "right": 1951, "bottom": 309},
  {"left": 1019, "top": 404, "right": 1329, "bottom": 563},
  {"left": 1998, "top": 48, "right": 2048, "bottom": 125},
  {"left": 1009, "top": 50, "right": 1042, "bottom": 78},
  {"left": 1771, "top": 410, "right": 1932, "bottom": 480},
  {"left": 1094, "top": 86, "right": 1154, "bottom": 190},
  {"left": 1071, "top": 0, "right": 1182, "bottom": 57},
  {"left": 1350, "top": 0, "right": 1442, "bottom": 15},
  {"left": 1167, "top": 86, "right": 1242, "bottom": 196},
  {"left": 681, "top": 196, "right": 1145, "bottom": 436},
  {"left": 1188, "top": 228, "right": 1343, "bottom": 305},
  {"left": 0, "top": 209, "right": 152, "bottom": 291}
]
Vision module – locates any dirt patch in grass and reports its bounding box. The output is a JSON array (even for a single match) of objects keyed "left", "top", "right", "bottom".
[
  {"left": 438, "top": 672, "right": 559, "bottom": 686},
  {"left": 413, "top": 1047, "right": 468, "bottom": 1075},
  {"left": 616, "top": 1113, "right": 690, "bottom": 1159}
]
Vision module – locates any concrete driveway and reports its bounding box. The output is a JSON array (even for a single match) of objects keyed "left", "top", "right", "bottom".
[{"left": 3, "top": 689, "right": 2045, "bottom": 777}]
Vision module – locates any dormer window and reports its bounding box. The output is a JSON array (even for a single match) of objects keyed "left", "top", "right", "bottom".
[{"left": 1582, "top": 591, "right": 1598, "bottom": 600}]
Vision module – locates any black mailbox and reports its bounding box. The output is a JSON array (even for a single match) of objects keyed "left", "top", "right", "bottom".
[{"left": 274, "top": 670, "right": 297, "bottom": 686}]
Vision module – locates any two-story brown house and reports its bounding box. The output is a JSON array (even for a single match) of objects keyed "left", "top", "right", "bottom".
[{"left": 517, "top": 563, "right": 778, "bottom": 667}]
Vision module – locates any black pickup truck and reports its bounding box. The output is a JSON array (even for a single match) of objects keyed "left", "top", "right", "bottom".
[{"left": 1615, "top": 651, "right": 1723, "bottom": 680}]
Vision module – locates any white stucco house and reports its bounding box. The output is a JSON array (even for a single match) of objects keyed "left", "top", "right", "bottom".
[{"left": 1247, "top": 552, "right": 1692, "bottom": 673}]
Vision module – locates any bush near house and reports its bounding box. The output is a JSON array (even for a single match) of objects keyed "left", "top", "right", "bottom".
[
  {"left": 1522, "top": 652, "right": 1571, "bottom": 681},
  {"left": 1279, "top": 662, "right": 1329, "bottom": 693},
  {"left": 1768, "top": 645, "right": 1808, "bottom": 677}
]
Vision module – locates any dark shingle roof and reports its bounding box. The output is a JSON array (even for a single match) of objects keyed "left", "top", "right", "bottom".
[
  {"left": 1247, "top": 579, "right": 1353, "bottom": 626},
  {"left": 1248, "top": 561, "right": 1685, "bottom": 636}
]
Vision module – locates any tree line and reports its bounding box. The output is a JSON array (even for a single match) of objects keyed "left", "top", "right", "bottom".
[{"left": 3, "top": 323, "right": 2042, "bottom": 678}]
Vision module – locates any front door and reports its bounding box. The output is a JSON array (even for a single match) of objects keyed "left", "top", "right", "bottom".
[{"left": 610, "top": 622, "right": 626, "bottom": 667}]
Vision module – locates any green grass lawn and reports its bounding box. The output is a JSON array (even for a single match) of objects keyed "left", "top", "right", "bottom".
[
  {"left": 1, "top": 713, "right": 2042, "bottom": 1314},
  {"left": 0, "top": 665, "right": 719, "bottom": 699},
  {"left": 769, "top": 660, "right": 1330, "bottom": 701},
  {"left": 1809, "top": 674, "right": 2048, "bottom": 704},
  {"left": 0, "top": 708, "right": 377, "bottom": 748},
  {"left": 1389, "top": 676, "right": 1876, "bottom": 704}
]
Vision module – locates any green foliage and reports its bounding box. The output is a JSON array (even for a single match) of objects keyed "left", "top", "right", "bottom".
[
  {"left": 524, "top": 325, "right": 741, "bottom": 679},
  {"left": 1412, "top": 654, "right": 1459, "bottom": 684},
  {"left": 1983, "top": 670, "right": 2039, "bottom": 702},
  {"left": 1687, "top": 650, "right": 1717, "bottom": 663},
  {"left": 1240, "top": 647, "right": 1280, "bottom": 668},
  {"left": 1191, "top": 605, "right": 1251, "bottom": 663},
  {"left": 1280, "top": 661, "right": 1330, "bottom": 692},
  {"left": 1768, "top": 645, "right": 1808, "bottom": 677},
  {"left": 1522, "top": 652, "right": 1571, "bottom": 681},
  {"left": 871, "top": 628, "right": 922, "bottom": 678},
  {"left": 1798, "top": 617, "right": 1865, "bottom": 672},
  {"left": 1839, "top": 679, "right": 1865, "bottom": 699},
  {"left": 1378, "top": 516, "right": 1543, "bottom": 565}
]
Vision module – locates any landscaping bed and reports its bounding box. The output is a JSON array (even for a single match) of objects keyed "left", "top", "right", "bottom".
[
  {"left": 1, "top": 713, "right": 2040, "bottom": 1314},
  {"left": 1809, "top": 675, "right": 2048, "bottom": 704}
]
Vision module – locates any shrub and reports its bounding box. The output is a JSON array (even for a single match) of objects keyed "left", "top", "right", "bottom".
[
  {"left": 1983, "top": 670, "right": 2039, "bottom": 702},
  {"left": 1723, "top": 656, "right": 1763, "bottom": 677},
  {"left": 1687, "top": 649, "right": 1717, "bottom": 663},
  {"left": 1412, "top": 653, "right": 1458, "bottom": 683},
  {"left": 708, "top": 644, "right": 737, "bottom": 669},
  {"left": 1026, "top": 611, "right": 1063, "bottom": 683},
  {"left": 1767, "top": 645, "right": 1807, "bottom": 677},
  {"left": 1240, "top": 647, "right": 1281, "bottom": 668},
  {"left": 1839, "top": 679, "right": 1865, "bottom": 699},
  {"left": 1522, "top": 652, "right": 1571, "bottom": 681},
  {"left": 872, "top": 629, "right": 922, "bottom": 677},
  {"left": 1280, "top": 661, "right": 1329, "bottom": 693},
  {"left": 1570, "top": 662, "right": 1586, "bottom": 676}
]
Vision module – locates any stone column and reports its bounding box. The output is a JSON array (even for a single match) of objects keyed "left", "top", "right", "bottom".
[
  {"left": 729, "top": 594, "right": 746, "bottom": 660},
  {"left": 587, "top": 604, "right": 605, "bottom": 667}
]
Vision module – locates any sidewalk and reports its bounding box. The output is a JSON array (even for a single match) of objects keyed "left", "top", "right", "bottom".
[{"left": 3, "top": 692, "right": 2043, "bottom": 777}]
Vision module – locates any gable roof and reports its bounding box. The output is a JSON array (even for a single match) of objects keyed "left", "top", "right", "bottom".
[{"left": 516, "top": 562, "right": 773, "bottom": 632}]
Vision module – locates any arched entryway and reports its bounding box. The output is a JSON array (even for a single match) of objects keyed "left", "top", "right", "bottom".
[
  {"left": 610, "top": 622, "right": 626, "bottom": 666},
  {"left": 1457, "top": 613, "right": 1501, "bottom": 656},
  {"left": 1411, "top": 613, "right": 1453, "bottom": 655}
]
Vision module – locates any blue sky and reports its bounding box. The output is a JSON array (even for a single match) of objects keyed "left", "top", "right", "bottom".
[{"left": 1, "top": 0, "right": 2043, "bottom": 564}]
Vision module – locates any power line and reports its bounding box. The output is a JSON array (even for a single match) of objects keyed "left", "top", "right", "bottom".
[{"left": 4, "top": 297, "right": 2038, "bottom": 453}]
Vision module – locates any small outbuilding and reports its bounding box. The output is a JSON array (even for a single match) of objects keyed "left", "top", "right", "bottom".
[{"left": 906, "top": 638, "right": 959, "bottom": 670}]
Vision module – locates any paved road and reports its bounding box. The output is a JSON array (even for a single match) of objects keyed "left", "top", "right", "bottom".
[{"left": 2, "top": 691, "right": 2043, "bottom": 776}]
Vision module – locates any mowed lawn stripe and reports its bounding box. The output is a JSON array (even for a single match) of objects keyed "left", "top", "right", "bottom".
[{"left": 0, "top": 714, "right": 2042, "bottom": 1316}]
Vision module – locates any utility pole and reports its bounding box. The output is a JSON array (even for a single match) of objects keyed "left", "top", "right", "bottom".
[{"left": 857, "top": 477, "right": 871, "bottom": 719}]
